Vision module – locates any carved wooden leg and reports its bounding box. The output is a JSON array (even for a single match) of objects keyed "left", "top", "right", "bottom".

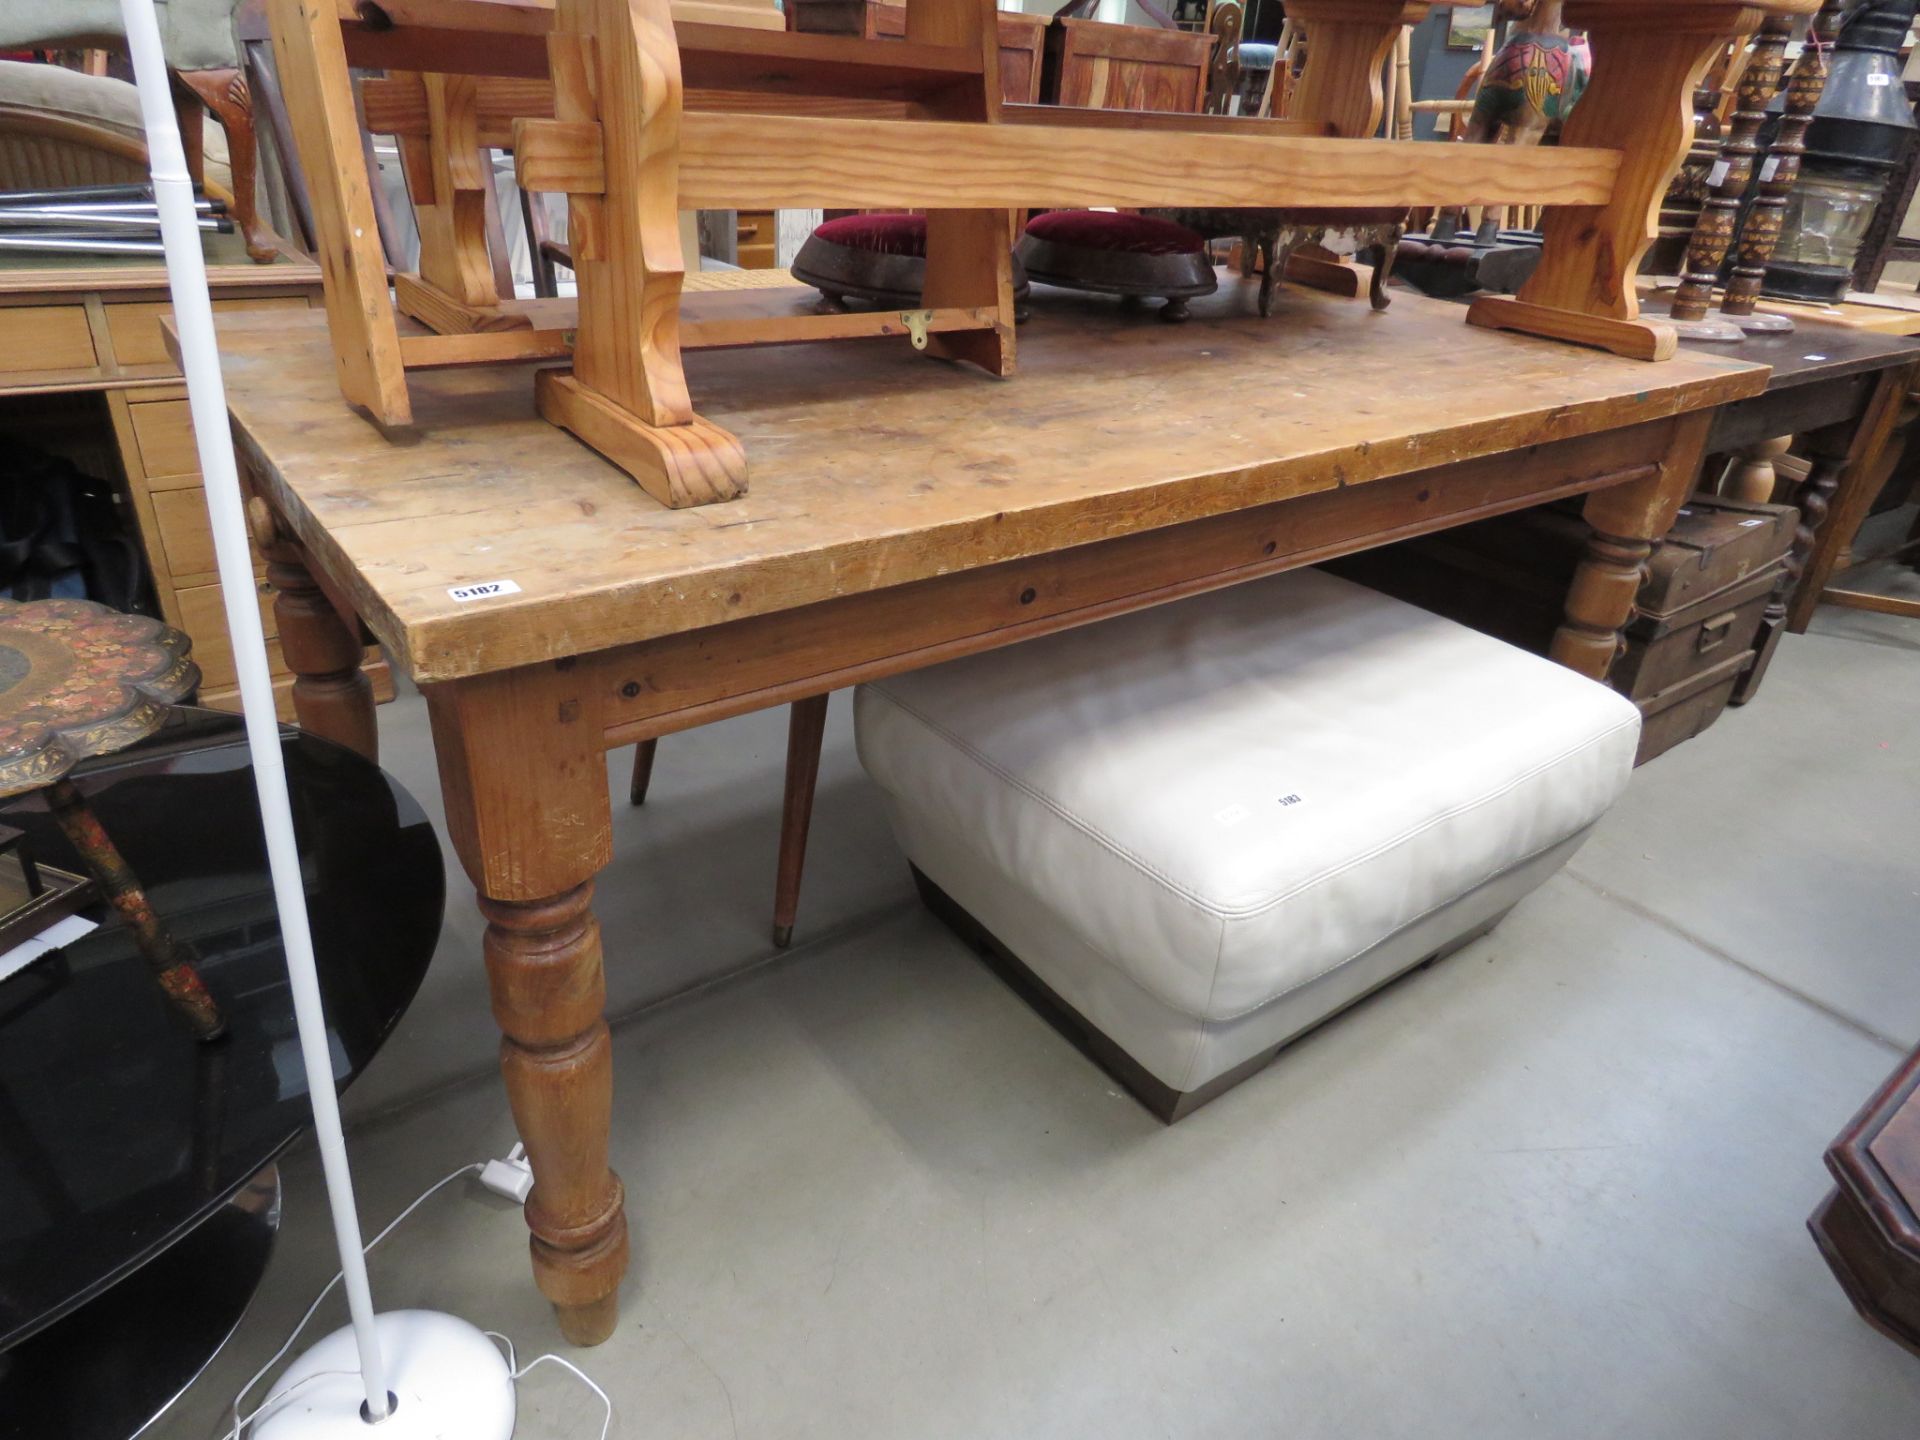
[
  {"left": 428, "top": 663, "right": 626, "bottom": 1343},
  {"left": 176, "top": 67, "right": 278, "bottom": 263},
  {"left": 772, "top": 694, "right": 830, "bottom": 950},
  {"left": 252, "top": 509, "right": 377, "bottom": 762},
  {"left": 1551, "top": 411, "right": 1711, "bottom": 681},
  {"left": 1733, "top": 444, "right": 1850, "bottom": 702},
  {"left": 628, "top": 738, "right": 659, "bottom": 806},
  {"left": 1722, "top": 435, "right": 1792, "bottom": 504},
  {"left": 1788, "top": 366, "right": 1915, "bottom": 634}
]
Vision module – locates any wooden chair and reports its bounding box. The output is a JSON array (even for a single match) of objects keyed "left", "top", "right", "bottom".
[
  {"left": 0, "top": 99, "right": 232, "bottom": 201},
  {"left": 0, "top": 60, "right": 240, "bottom": 208},
  {"left": 627, "top": 695, "right": 830, "bottom": 948},
  {"left": 0, "top": 5, "right": 279, "bottom": 260}
]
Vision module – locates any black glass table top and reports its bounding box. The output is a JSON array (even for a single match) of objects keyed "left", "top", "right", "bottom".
[{"left": 0, "top": 708, "right": 443, "bottom": 1351}]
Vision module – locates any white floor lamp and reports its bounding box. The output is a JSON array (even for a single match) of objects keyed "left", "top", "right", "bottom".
[{"left": 117, "top": 2, "right": 516, "bottom": 1433}]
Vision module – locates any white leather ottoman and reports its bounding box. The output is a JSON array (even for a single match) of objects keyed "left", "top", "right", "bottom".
[{"left": 855, "top": 568, "right": 1641, "bottom": 1121}]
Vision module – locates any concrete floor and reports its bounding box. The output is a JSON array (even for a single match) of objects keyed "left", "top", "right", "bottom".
[{"left": 160, "top": 599, "right": 1920, "bottom": 1440}]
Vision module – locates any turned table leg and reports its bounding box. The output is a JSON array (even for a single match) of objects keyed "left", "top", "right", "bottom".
[
  {"left": 251, "top": 503, "right": 377, "bottom": 762},
  {"left": 1551, "top": 412, "right": 1712, "bottom": 682},
  {"left": 478, "top": 882, "right": 626, "bottom": 1344},
  {"left": 427, "top": 662, "right": 627, "bottom": 1343},
  {"left": 1721, "top": 435, "right": 1792, "bottom": 504}
]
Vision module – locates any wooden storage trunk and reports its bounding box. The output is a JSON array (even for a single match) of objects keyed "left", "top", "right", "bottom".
[{"left": 1325, "top": 496, "right": 1797, "bottom": 764}]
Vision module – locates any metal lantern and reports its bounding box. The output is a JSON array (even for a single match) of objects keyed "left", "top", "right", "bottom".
[{"left": 1764, "top": 0, "right": 1919, "bottom": 303}]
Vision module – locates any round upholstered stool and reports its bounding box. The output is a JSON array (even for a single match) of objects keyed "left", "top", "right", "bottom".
[
  {"left": 0, "top": 597, "right": 219, "bottom": 1039},
  {"left": 791, "top": 213, "right": 1030, "bottom": 311},
  {"left": 1015, "top": 210, "right": 1217, "bottom": 322}
]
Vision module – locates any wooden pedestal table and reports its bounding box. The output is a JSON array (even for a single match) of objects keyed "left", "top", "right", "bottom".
[
  {"left": 213, "top": 281, "right": 1768, "bottom": 1344},
  {"left": 0, "top": 598, "right": 218, "bottom": 1039},
  {"left": 1679, "top": 321, "right": 1920, "bottom": 699}
]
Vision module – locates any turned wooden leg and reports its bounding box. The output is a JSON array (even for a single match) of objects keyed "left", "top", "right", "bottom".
[
  {"left": 478, "top": 882, "right": 627, "bottom": 1345},
  {"left": 1551, "top": 530, "right": 1651, "bottom": 682},
  {"left": 1551, "top": 412, "right": 1712, "bottom": 682},
  {"left": 176, "top": 67, "right": 278, "bottom": 263},
  {"left": 1788, "top": 367, "right": 1916, "bottom": 634},
  {"left": 427, "top": 663, "right": 625, "bottom": 1342},
  {"left": 253, "top": 510, "right": 377, "bottom": 763},
  {"left": 1722, "top": 435, "right": 1792, "bottom": 504},
  {"left": 628, "top": 739, "right": 659, "bottom": 807},
  {"left": 772, "top": 694, "right": 830, "bottom": 950},
  {"left": 46, "top": 779, "right": 224, "bottom": 1040}
]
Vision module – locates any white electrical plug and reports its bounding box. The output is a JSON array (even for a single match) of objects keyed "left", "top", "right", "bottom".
[{"left": 479, "top": 1143, "right": 534, "bottom": 1205}]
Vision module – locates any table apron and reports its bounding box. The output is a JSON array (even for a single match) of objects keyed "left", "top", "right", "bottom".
[
  {"left": 598, "top": 416, "right": 1684, "bottom": 747},
  {"left": 1707, "top": 372, "right": 1875, "bottom": 455}
]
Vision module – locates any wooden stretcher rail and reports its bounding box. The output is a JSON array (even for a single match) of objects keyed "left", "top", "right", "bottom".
[
  {"left": 396, "top": 301, "right": 1004, "bottom": 366},
  {"left": 669, "top": 112, "right": 1623, "bottom": 211}
]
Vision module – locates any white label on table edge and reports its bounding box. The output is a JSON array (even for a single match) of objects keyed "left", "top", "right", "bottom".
[{"left": 447, "top": 579, "right": 524, "bottom": 603}]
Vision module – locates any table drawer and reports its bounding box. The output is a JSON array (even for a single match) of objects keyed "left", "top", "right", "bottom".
[
  {"left": 128, "top": 398, "right": 202, "bottom": 487},
  {"left": 176, "top": 579, "right": 282, "bottom": 694},
  {"left": 105, "top": 295, "right": 312, "bottom": 369},
  {"left": 149, "top": 486, "right": 267, "bottom": 586},
  {"left": 0, "top": 306, "right": 96, "bottom": 375}
]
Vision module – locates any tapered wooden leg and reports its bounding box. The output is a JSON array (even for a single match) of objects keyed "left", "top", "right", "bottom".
[
  {"left": 257, "top": 518, "right": 377, "bottom": 763},
  {"left": 1551, "top": 411, "right": 1711, "bottom": 682},
  {"left": 427, "top": 663, "right": 625, "bottom": 1342},
  {"left": 628, "top": 738, "right": 660, "bottom": 806},
  {"left": 772, "top": 694, "right": 830, "bottom": 949}
]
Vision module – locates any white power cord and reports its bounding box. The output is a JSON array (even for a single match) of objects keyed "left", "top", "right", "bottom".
[
  {"left": 486, "top": 1333, "right": 615, "bottom": 1440},
  {"left": 228, "top": 1156, "right": 614, "bottom": 1438}
]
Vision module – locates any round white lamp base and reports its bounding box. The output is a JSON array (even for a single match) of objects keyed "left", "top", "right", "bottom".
[{"left": 251, "top": 1311, "right": 515, "bottom": 1440}]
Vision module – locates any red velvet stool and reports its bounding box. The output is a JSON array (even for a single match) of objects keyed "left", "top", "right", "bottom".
[
  {"left": 1015, "top": 210, "right": 1217, "bottom": 322},
  {"left": 791, "top": 213, "right": 1029, "bottom": 310}
]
